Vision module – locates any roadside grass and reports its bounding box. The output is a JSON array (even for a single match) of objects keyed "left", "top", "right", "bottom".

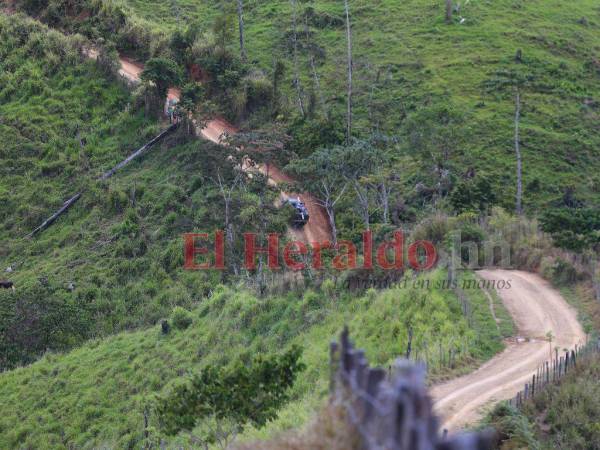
[
  {"left": 559, "top": 286, "right": 599, "bottom": 340},
  {"left": 477, "top": 273, "right": 517, "bottom": 340}
]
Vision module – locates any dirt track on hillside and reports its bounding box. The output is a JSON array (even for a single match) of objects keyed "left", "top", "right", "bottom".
[
  {"left": 117, "top": 57, "right": 332, "bottom": 244},
  {"left": 431, "top": 270, "right": 586, "bottom": 431}
]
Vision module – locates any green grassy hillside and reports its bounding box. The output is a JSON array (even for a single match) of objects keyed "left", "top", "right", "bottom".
[
  {"left": 0, "top": 270, "right": 512, "bottom": 448},
  {"left": 1, "top": 3, "right": 598, "bottom": 448},
  {"left": 0, "top": 13, "right": 285, "bottom": 368},
  {"left": 10, "top": 0, "right": 600, "bottom": 244},
  {"left": 110, "top": 0, "right": 600, "bottom": 212}
]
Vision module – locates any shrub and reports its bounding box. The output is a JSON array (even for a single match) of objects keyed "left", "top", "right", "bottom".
[
  {"left": 301, "top": 290, "right": 321, "bottom": 312},
  {"left": 321, "top": 278, "right": 336, "bottom": 298},
  {"left": 245, "top": 75, "right": 273, "bottom": 111},
  {"left": 170, "top": 306, "right": 193, "bottom": 330},
  {"left": 411, "top": 213, "right": 451, "bottom": 244},
  {"left": 450, "top": 175, "right": 497, "bottom": 214},
  {"left": 551, "top": 257, "right": 579, "bottom": 285}
]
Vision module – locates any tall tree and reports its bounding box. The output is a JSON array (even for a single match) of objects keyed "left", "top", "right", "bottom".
[
  {"left": 272, "top": 59, "right": 286, "bottom": 115},
  {"left": 514, "top": 87, "right": 523, "bottom": 215},
  {"left": 403, "top": 104, "right": 465, "bottom": 199},
  {"left": 344, "top": 0, "right": 353, "bottom": 143},
  {"left": 214, "top": 11, "right": 235, "bottom": 51},
  {"left": 304, "top": 15, "right": 328, "bottom": 117},
  {"left": 140, "top": 57, "right": 182, "bottom": 99},
  {"left": 483, "top": 62, "right": 532, "bottom": 215},
  {"left": 214, "top": 168, "right": 245, "bottom": 276},
  {"left": 290, "top": 0, "right": 305, "bottom": 117},
  {"left": 236, "top": 0, "right": 246, "bottom": 61}
]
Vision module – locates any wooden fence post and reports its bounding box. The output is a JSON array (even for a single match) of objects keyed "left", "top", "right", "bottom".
[{"left": 330, "top": 328, "right": 493, "bottom": 449}]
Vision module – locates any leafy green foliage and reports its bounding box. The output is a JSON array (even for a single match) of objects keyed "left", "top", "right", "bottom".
[
  {"left": 541, "top": 207, "right": 600, "bottom": 251},
  {"left": 158, "top": 346, "right": 305, "bottom": 441},
  {"left": 0, "top": 285, "right": 91, "bottom": 369},
  {"left": 141, "top": 57, "right": 182, "bottom": 98},
  {"left": 170, "top": 306, "right": 193, "bottom": 330},
  {"left": 14, "top": 0, "right": 162, "bottom": 58},
  {"left": 450, "top": 175, "right": 497, "bottom": 214}
]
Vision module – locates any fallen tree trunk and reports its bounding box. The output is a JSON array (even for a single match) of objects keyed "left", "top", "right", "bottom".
[
  {"left": 100, "top": 123, "right": 177, "bottom": 180},
  {"left": 26, "top": 124, "right": 178, "bottom": 238},
  {"left": 26, "top": 193, "right": 82, "bottom": 238}
]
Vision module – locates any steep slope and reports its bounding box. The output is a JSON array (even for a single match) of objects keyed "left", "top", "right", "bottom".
[
  {"left": 0, "top": 13, "right": 286, "bottom": 367},
  {"left": 113, "top": 54, "right": 332, "bottom": 244},
  {"left": 111, "top": 0, "right": 600, "bottom": 211}
]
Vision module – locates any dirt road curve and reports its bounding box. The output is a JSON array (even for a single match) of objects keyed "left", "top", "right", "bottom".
[
  {"left": 116, "top": 56, "right": 332, "bottom": 244},
  {"left": 431, "top": 269, "right": 586, "bottom": 431}
]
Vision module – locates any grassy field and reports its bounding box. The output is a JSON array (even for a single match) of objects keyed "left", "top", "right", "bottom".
[
  {"left": 111, "top": 0, "right": 600, "bottom": 212},
  {"left": 0, "top": 269, "right": 513, "bottom": 448}
]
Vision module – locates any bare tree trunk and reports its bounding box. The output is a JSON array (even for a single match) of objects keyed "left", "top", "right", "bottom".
[
  {"left": 143, "top": 408, "right": 150, "bottom": 450},
  {"left": 304, "top": 16, "right": 327, "bottom": 117},
  {"left": 26, "top": 125, "right": 177, "bottom": 238},
  {"left": 26, "top": 193, "right": 82, "bottom": 238},
  {"left": 344, "top": 0, "right": 353, "bottom": 144},
  {"left": 592, "top": 259, "right": 600, "bottom": 302},
  {"left": 216, "top": 171, "right": 244, "bottom": 276},
  {"left": 325, "top": 203, "right": 338, "bottom": 245},
  {"left": 317, "top": 182, "right": 347, "bottom": 245},
  {"left": 237, "top": 0, "right": 246, "bottom": 61},
  {"left": 406, "top": 326, "right": 413, "bottom": 359},
  {"left": 514, "top": 88, "right": 523, "bottom": 215},
  {"left": 171, "top": 0, "right": 181, "bottom": 24},
  {"left": 445, "top": 0, "right": 452, "bottom": 23},
  {"left": 353, "top": 181, "right": 370, "bottom": 230},
  {"left": 379, "top": 181, "right": 390, "bottom": 224},
  {"left": 290, "top": 0, "right": 305, "bottom": 117}
]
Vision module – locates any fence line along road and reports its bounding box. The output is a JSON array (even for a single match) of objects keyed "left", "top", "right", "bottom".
[{"left": 508, "top": 338, "right": 600, "bottom": 409}]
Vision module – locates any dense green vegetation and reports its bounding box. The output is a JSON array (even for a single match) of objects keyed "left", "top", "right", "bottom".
[
  {"left": 158, "top": 346, "right": 305, "bottom": 446},
  {"left": 11, "top": 0, "right": 600, "bottom": 234},
  {"left": 88, "top": 1, "right": 600, "bottom": 216},
  {"left": 0, "top": 270, "right": 511, "bottom": 448},
  {"left": 0, "top": 13, "right": 286, "bottom": 368}
]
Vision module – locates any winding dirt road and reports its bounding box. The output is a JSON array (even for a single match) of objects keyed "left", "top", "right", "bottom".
[
  {"left": 110, "top": 57, "right": 588, "bottom": 432},
  {"left": 431, "top": 269, "right": 586, "bottom": 431},
  {"left": 116, "top": 56, "right": 332, "bottom": 244}
]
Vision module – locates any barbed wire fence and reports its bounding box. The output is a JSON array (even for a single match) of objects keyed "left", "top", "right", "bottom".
[
  {"left": 508, "top": 337, "right": 600, "bottom": 409},
  {"left": 329, "top": 327, "right": 494, "bottom": 450}
]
